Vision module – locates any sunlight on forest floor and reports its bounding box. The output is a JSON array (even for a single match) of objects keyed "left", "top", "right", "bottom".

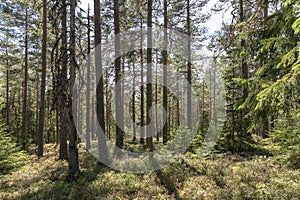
[{"left": 1, "top": 144, "right": 300, "bottom": 200}]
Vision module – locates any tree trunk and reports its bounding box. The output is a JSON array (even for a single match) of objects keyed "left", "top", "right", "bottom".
[
  {"left": 21, "top": 7, "right": 29, "bottom": 150},
  {"left": 68, "top": 0, "right": 80, "bottom": 180},
  {"left": 140, "top": 20, "right": 145, "bottom": 145},
  {"left": 105, "top": 67, "right": 110, "bottom": 140},
  {"left": 91, "top": 86, "right": 96, "bottom": 140},
  {"left": 5, "top": 47, "right": 10, "bottom": 129},
  {"left": 176, "top": 70, "right": 180, "bottom": 128},
  {"left": 146, "top": 0, "right": 153, "bottom": 151},
  {"left": 86, "top": 5, "right": 91, "bottom": 150},
  {"left": 95, "top": 0, "right": 109, "bottom": 161},
  {"left": 132, "top": 56, "right": 137, "bottom": 141},
  {"left": 155, "top": 52, "right": 159, "bottom": 142},
  {"left": 261, "top": 0, "right": 269, "bottom": 138},
  {"left": 59, "top": 0, "right": 68, "bottom": 160},
  {"left": 240, "top": 0, "right": 249, "bottom": 136},
  {"left": 35, "top": 73, "right": 39, "bottom": 145},
  {"left": 114, "top": 0, "right": 123, "bottom": 148},
  {"left": 187, "top": 0, "right": 192, "bottom": 130},
  {"left": 37, "top": 0, "right": 47, "bottom": 157},
  {"left": 162, "top": 0, "right": 168, "bottom": 144},
  {"left": 55, "top": 108, "right": 59, "bottom": 144}
]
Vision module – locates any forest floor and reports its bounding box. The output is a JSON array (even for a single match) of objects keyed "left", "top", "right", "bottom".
[{"left": 1, "top": 143, "right": 300, "bottom": 200}]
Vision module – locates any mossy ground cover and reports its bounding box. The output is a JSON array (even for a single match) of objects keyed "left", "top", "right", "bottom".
[{"left": 1, "top": 144, "right": 300, "bottom": 200}]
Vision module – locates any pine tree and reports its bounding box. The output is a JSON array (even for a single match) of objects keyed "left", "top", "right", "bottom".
[
  {"left": 146, "top": 0, "right": 153, "bottom": 151},
  {"left": 37, "top": 0, "right": 47, "bottom": 157},
  {"left": 68, "top": 0, "right": 80, "bottom": 179},
  {"left": 114, "top": 0, "right": 124, "bottom": 148}
]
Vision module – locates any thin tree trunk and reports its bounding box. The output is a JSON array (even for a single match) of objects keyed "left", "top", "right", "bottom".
[
  {"left": 231, "top": 67, "right": 235, "bottom": 151},
  {"left": 213, "top": 57, "right": 216, "bottom": 120},
  {"left": 155, "top": 52, "right": 159, "bottom": 142},
  {"left": 5, "top": 47, "right": 9, "bottom": 129},
  {"left": 140, "top": 20, "right": 145, "bottom": 145},
  {"left": 176, "top": 70, "right": 180, "bottom": 127},
  {"left": 21, "top": 7, "right": 29, "bottom": 149},
  {"left": 132, "top": 57, "right": 137, "bottom": 141},
  {"left": 37, "top": 0, "right": 47, "bottom": 157},
  {"left": 240, "top": 0, "right": 248, "bottom": 99},
  {"left": 68, "top": 0, "right": 80, "bottom": 179},
  {"left": 86, "top": 5, "right": 91, "bottom": 150},
  {"left": 261, "top": 0, "right": 269, "bottom": 138},
  {"left": 35, "top": 73, "right": 39, "bottom": 145},
  {"left": 162, "top": 0, "right": 168, "bottom": 144},
  {"left": 59, "top": 0, "right": 68, "bottom": 160},
  {"left": 17, "top": 89, "right": 21, "bottom": 141},
  {"left": 187, "top": 0, "right": 192, "bottom": 130},
  {"left": 146, "top": 0, "right": 153, "bottom": 151},
  {"left": 46, "top": 97, "right": 50, "bottom": 143},
  {"left": 122, "top": 57, "right": 125, "bottom": 138},
  {"left": 114, "top": 0, "right": 123, "bottom": 148},
  {"left": 240, "top": 0, "right": 249, "bottom": 136},
  {"left": 95, "top": 0, "right": 109, "bottom": 161},
  {"left": 91, "top": 86, "right": 96, "bottom": 140},
  {"left": 55, "top": 108, "right": 59, "bottom": 144},
  {"left": 105, "top": 67, "right": 110, "bottom": 140},
  {"left": 201, "top": 81, "right": 205, "bottom": 133}
]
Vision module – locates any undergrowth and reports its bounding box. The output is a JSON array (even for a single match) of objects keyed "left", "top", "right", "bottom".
[{"left": 1, "top": 143, "right": 300, "bottom": 200}]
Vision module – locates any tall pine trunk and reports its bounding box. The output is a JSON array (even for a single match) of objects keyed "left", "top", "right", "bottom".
[
  {"left": 114, "top": 0, "right": 124, "bottom": 148},
  {"left": 140, "top": 20, "right": 145, "bottom": 145},
  {"left": 21, "top": 7, "right": 29, "bottom": 149},
  {"left": 162, "top": 0, "right": 168, "bottom": 144},
  {"left": 95, "top": 0, "right": 109, "bottom": 161},
  {"left": 132, "top": 55, "right": 137, "bottom": 141},
  {"left": 261, "top": 0, "right": 269, "bottom": 138},
  {"left": 37, "top": 0, "right": 47, "bottom": 157},
  {"left": 146, "top": 0, "right": 153, "bottom": 151},
  {"left": 59, "top": 0, "right": 68, "bottom": 160},
  {"left": 5, "top": 46, "right": 9, "bottom": 129},
  {"left": 68, "top": 0, "right": 80, "bottom": 179},
  {"left": 239, "top": 0, "right": 249, "bottom": 137},
  {"left": 86, "top": 5, "right": 91, "bottom": 150},
  {"left": 187, "top": 0, "right": 192, "bottom": 130}
]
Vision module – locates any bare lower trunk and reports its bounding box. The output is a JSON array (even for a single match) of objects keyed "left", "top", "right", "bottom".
[
  {"left": 162, "top": 0, "right": 168, "bottom": 144},
  {"left": 187, "top": 0, "right": 192, "bottom": 130},
  {"left": 68, "top": 0, "right": 80, "bottom": 179},
  {"left": 37, "top": 0, "right": 47, "bottom": 157},
  {"left": 114, "top": 0, "right": 123, "bottom": 148},
  {"left": 21, "top": 7, "right": 29, "bottom": 150},
  {"left": 59, "top": 0, "right": 68, "bottom": 160},
  {"left": 95, "top": 0, "right": 109, "bottom": 162},
  {"left": 146, "top": 0, "right": 153, "bottom": 151}
]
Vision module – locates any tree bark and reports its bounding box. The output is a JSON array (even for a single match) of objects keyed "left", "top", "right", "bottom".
[
  {"left": 240, "top": 0, "right": 249, "bottom": 137},
  {"left": 132, "top": 56, "right": 137, "bottom": 141},
  {"left": 68, "top": 0, "right": 80, "bottom": 179},
  {"left": 261, "top": 0, "right": 269, "bottom": 138},
  {"left": 95, "top": 0, "right": 109, "bottom": 161},
  {"left": 155, "top": 52, "right": 159, "bottom": 142},
  {"left": 146, "top": 0, "right": 153, "bottom": 151},
  {"left": 35, "top": 73, "right": 39, "bottom": 145},
  {"left": 86, "top": 5, "right": 91, "bottom": 150},
  {"left": 37, "top": 0, "right": 47, "bottom": 157},
  {"left": 59, "top": 0, "right": 68, "bottom": 160},
  {"left": 140, "top": 20, "right": 145, "bottom": 145},
  {"left": 162, "top": 0, "right": 168, "bottom": 144},
  {"left": 21, "top": 7, "right": 29, "bottom": 150},
  {"left": 187, "top": 0, "right": 192, "bottom": 130},
  {"left": 114, "top": 0, "right": 124, "bottom": 148},
  {"left": 5, "top": 46, "right": 9, "bottom": 129}
]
